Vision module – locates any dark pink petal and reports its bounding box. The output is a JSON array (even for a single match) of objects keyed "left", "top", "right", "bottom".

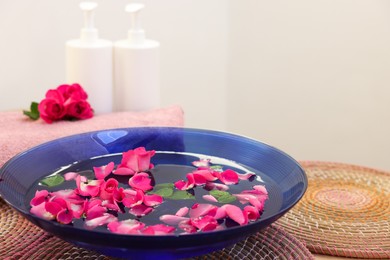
[
  {"left": 69, "top": 202, "right": 85, "bottom": 219},
  {"left": 218, "top": 169, "right": 239, "bottom": 185},
  {"left": 128, "top": 172, "right": 153, "bottom": 192},
  {"left": 57, "top": 208, "right": 73, "bottom": 224},
  {"left": 174, "top": 173, "right": 195, "bottom": 190},
  {"left": 120, "top": 150, "right": 139, "bottom": 172},
  {"left": 143, "top": 194, "right": 163, "bottom": 207},
  {"left": 189, "top": 203, "right": 218, "bottom": 219},
  {"left": 175, "top": 206, "right": 189, "bottom": 217},
  {"left": 129, "top": 204, "right": 153, "bottom": 217},
  {"left": 142, "top": 224, "right": 175, "bottom": 235},
  {"left": 64, "top": 172, "right": 79, "bottom": 181},
  {"left": 101, "top": 199, "right": 120, "bottom": 212},
  {"left": 30, "top": 190, "right": 49, "bottom": 206},
  {"left": 135, "top": 147, "right": 155, "bottom": 172},
  {"left": 224, "top": 204, "right": 248, "bottom": 225},
  {"left": 160, "top": 215, "right": 189, "bottom": 226},
  {"left": 30, "top": 203, "right": 55, "bottom": 220},
  {"left": 190, "top": 215, "right": 218, "bottom": 231},
  {"left": 99, "top": 178, "right": 119, "bottom": 200},
  {"left": 86, "top": 204, "right": 106, "bottom": 220},
  {"left": 76, "top": 176, "right": 102, "bottom": 197},
  {"left": 193, "top": 169, "right": 217, "bottom": 182},
  {"left": 93, "top": 162, "right": 115, "bottom": 180},
  {"left": 85, "top": 213, "right": 117, "bottom": 229},
  {"left": 45, "top": 201, "right": 64, "bottom": 216},
  {"left": 107, "top": 219, "right": 145, "bottom": 235},
  {"left": 243, "top": 205, "right": 260, "bottom": 221},
  {"left": 237, "top": 172, "right": 255, "bottom": 180}
]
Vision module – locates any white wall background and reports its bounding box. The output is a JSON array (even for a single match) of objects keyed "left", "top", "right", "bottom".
[{"left": 1, "top": 1, "right": 389, "bottom": 171}]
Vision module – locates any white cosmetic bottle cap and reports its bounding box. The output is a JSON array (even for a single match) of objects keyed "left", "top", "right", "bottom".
[{"left": 79, "top": 2, "right": 99, "bottom": 42}]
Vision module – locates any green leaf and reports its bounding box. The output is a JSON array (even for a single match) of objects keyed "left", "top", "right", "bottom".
[
  {"left": 151, "top": 187, "right": 174, "bottom": 198},
  {"left": 40, "top": 175, "right": 65, "bottom": 187},
  {"left": 154, "top": 183, "right": 175, "bottom": 190},
  {"left": 169, "top": 190, "right": 195, "bottom": 200},
  {"left": 23, "top": 102, "right": 40, "bottom": 120},
  {"left": 209, "top": 190, "right": 236, "bottom": 204}
]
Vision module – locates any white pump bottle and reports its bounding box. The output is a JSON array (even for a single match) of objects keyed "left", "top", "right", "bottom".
[
  {"left": 114, "top": 3, "right": 160, "bottom": 111},
  {"left": 66, "top": 2, "right": 113, "bottom": 114}
]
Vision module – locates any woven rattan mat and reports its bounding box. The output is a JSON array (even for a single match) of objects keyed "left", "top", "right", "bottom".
[
  {"left": 0, "top": 198, "right": 313, "bottom": 260},
  {"left": 277, "top": 161, "right": 390, "bottom": 259}
]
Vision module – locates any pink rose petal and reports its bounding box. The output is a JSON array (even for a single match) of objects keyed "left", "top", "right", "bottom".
[
  {"left": 30, "top": 190, "right": 49, "bottom": 206},
  {"left": 202, "top": 194, "right": 218, "bottom": 203},
  {"left": 57, "top": 208, "right": 74, "bottom": 224},
  {"left": 30, "top": 202, "right": 55, "bottom": 220},
  {"left": 64, "top": 172, "right": 79, "bottom": 181},
  {"left": 175, "top": 206, "right": 189, "bottom": 217},
  {"left": 243, "top": 205, "right": 260, "bottom": 221},
  {"left": 142, "top": 224, "right": 175, "bottom": 235},
  {"left": 204, "top": 182, "right": 230, "bottom": 191},
  {"left": 93, "top": 162, "right": 115, "bottom": 180},
  {"left": 224, "top": 204, "right": 248, "bottom": 225},
  {"left": 128, "top": 172, "right": 153, "bottom": 192},
  {"left": 190, "top": 215, "right": 218, "bottom": 231},
  {"left": 237, "top": 172, "right": 256, "bottom": 180},
  {"left": 85, "top": 213, "right": 117, "bottom": 229},
  {"left": 160, "top": 215, "right": 189, "bottom": 226},
  {"left": 143, "top": 194, "right": 163, "bottom": 207},
  {"left": 189, "top": 203, "right": 218, "bottom": 219},
  {"left": 108, "top": 219, "right": 145, "bottom": 234},
  {"left": 174, "top": 173, "right": 195, "bottom": 190},
  {"left": 129, "top": 204, "right": 153, "bottom": 217},
  {"left": 218, "top": 169, "right": 239, "bottom": 185}
]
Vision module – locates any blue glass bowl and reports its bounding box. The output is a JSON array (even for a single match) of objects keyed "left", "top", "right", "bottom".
[{"left": 0, "top": 127, "right": 307, "bottom": 259}]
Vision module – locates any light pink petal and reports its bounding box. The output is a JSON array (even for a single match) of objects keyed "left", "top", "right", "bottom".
[
  {"left": 204, "top": 182, "right": 230, "bottom": 191},
  {"left": 57, "top": 208, "right": 73, "bottom": 224},
  {"left": 108, "top": 219, "right": 145, "bottom": 234},
  {"left": 159, "top": 215, "right": 189, "bottom": 226},
  {"left": 202, "top": 194, "right": 218, "bottom": 203},
  {"left": 249, "top": 197, "right": 265, "bottom": 212},
  {"left": 192, "top": 159, "right": 210, "bottom": 168},
  {"left": 129, "top": 204, "right": 153, "bottom": 217},
  {"left": 218, "top": 169, "right": 239, "bottom": 185},
  {"left": 86, "top": 204, "right": 106, "bottom": 220},
  {"left": 233, "top": 193, "right": 257, "bottom": 205},
  {"left": 120, "top": 150, "right": 139, "bottom": 172},
  {"left": 253, "top": 185, "right": 268, "bottom": 195},
  {"left": 142, "top": 224, "right": 175, "bottom": 235},
  {"left": 128, "top": 172, "right": 153, "bottom": 192},
  {"left": 214, "top": 206, "right": 227, "bottom": 219},
  {"left": 237, "top": 172, "right": 256, "bottom": 180},
  {"left": 30, "top": 203, "right": 55, "bottom": 220},
  {"left": 93, "top": 162, "right": 115, "bottom": 180},
  {"left": 136, "top": 148, "right": 155, "bottom": 172},
  {"left": 243, "top": 205, "right": 260, "bottom": 221},
  {"left": 122, "top": 189, "right": 144, "bottom": 208},
  {"left": 64, "top": 172, "right": 79, "bottom": 181},
  {"left": 175, "top": 206, "right": 189, "bottom": 217},
  {"left": 113, "top": 166, "right": 136, "bottom": 176},
  {"left": 224, "top": 204, "right": 248, "bottom": 225},
  {"left": 85, "top": 213, "right": 117, "bottom": 229},
  {"left": 189, "top": 203, "right": 218, "bottom": 219},
  {"left": 143, "top": 194, "right": 163, "bottom": 207},
  {"left": 101, "top": 199, "right": 120, "bottom": 212}
]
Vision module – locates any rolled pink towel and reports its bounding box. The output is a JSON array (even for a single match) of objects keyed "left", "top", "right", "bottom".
[{"left": 0, "top": 106, "right": 184, "bottom": 167}]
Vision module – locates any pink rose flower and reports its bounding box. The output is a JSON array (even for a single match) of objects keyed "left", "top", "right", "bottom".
[
  {"left": 38, "top": 89, "right": 67, "bottom": 123},
  {"left": 65, "top": 98, "right": 93, "bottom": 120},
  {"left": 114, "top": 147, "right": 155, "bottom": 176}
]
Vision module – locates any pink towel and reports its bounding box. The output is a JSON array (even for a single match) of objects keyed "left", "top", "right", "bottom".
[{"left": 0, "top": 106, "right": 184, "bottom": 167}]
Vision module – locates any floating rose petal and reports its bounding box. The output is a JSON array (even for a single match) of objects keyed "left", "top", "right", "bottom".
[
  {"left": 64, "top": 172, "right": 79, "bottom": 181},
  {"left": 253, "top": 185, "right": 268, "bottom": 195},
  {"left": 224, "top": 204, "right": 248, "bottom": 225},
  {"left": 217, "top": 169, "right": 239, "bottom": 185},
  {"left": 99, "top": 178, "right": 119, "bottom": 200},
  {"left": 76, "top": 176, "right": 103, "bottom": 197},
  {"left": 143, "top": 194, "right": 163, "bottom": 207},
  {"left": 175, "top": 206, "right": 189, "bottom": 217},
  {"left": 160, "top": 215, "right": 189, "bottom": 226},
  {"left": 190, "top": 215, "right": 218, "bottom": 231},
  {"left": 243, "top": 205, "right": 260, "bottom": 221},
  {"left": 129, "top": 204, "right": 153, "bottom": 217},
  {"left": 114, "top": 147, "right": 155, "bottom": 176},
  {"left": 192, "top": 159, "right": 210, "bottom": 168},
  {"left": 30, "top": 202, "right": 55, "bottom": 220},
  {"left": 178, "top": 219, "right": 197, "bottom": 233},
  {"left": 237, "top": 172, "right": 255, "bottom": 181},
  {"left": 85, "top": 203, "right": 106, "bottom": 220},
  {"left": 174, "top": 173, "right": 195, "bottom": 190},
  {"left": 108, "top": 219, "right": 145, "bottom": 235},
  {"left": 143, "top": 224, "right": 176, "bottom": 235},
  {"left": 93, "top": 162, "right": 114, "bottom": 180},
  {"left": 202, "top": 194, "right": 218, "bottom": 203},
  {"left": 85, "top": 213, "right": 117, "bottom": 229},
  {"left": 30, "top": 190, "right": 50, "bottom": 206},
  {"left": 204, "top": 182, "right": 229, "bottom": 191},
  {"left": 122, "top": 189, "right": 144, "bottom": 208},
  {"left": 57, "top": 208, "right": 73, "bottom": 224},
  {"left": 129, "top": 172, "right": 153, "bottom": 192},
  {"left": 189, "top": 203, "right": 218, "bottom": 219}
]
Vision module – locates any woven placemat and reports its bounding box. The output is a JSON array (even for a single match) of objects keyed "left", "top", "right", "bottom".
[
  {"left": 277, "top": 161, "right": 390, "bottom": 259},
  {"left": 0, "top": 198, "right": 313, "bottom": 260}
]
